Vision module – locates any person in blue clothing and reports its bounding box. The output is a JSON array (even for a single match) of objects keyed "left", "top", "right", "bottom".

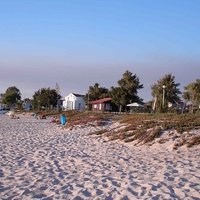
[{"left": 60, "top": 114, "right": 67, "bottom": 125}]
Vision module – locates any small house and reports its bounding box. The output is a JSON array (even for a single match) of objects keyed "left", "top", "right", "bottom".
[
  {"left": 63, "top": 93, "right": 85, "bottom": 111},
  {"left": 89, "top": 98, "right": 112, "bottom": 112},
  {"left": 22, "top": 100, "right": 32, "bottom": 111}
]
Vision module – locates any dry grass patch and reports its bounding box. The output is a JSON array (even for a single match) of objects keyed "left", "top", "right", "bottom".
[
  {"left": 109, "top": 113, "right": 200, "bottom": 147},
  {"left": 187, "top": 136, "right": 200, "bottom": 147},
  {"left": 45, "top": 111, "right": 200, "bottom": 148},
  {"left": 90, "top": 129, "right": 108, "bottom": 136}
]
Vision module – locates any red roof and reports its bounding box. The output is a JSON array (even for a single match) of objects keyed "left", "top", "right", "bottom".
[{"left": 89, "top": 98, "right": 112, "bottom": 104}]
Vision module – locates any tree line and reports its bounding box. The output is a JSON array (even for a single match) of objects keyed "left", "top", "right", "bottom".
[{"left": 0, "top": 70, "right": 200, "bottom": 113}]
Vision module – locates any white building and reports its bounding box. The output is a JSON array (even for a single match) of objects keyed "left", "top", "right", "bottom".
[{"left": 63, "top": 93, "right": 85, "bottom": 111}]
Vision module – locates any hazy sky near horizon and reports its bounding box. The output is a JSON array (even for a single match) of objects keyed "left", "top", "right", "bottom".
[{"left": 0, "top": 0, "right": 200, "bottom": 101}]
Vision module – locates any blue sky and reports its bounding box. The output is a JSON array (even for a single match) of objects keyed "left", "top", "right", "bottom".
[{"left": 0, "top": 0, "right": 200, "bottom": 101}]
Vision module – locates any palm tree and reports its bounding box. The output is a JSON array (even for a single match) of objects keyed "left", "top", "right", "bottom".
[
  {"left": 110, "top": 70, "right": 143, "bottom": 112},
  {"left": 85, "top": 83, "right": 109, "bottom": 102},
  {"left": 151, "top": 74, "right": 181, "bottom": 112},
  {"left": 183, "top": 79, "right": 200, "bottom": 113}
]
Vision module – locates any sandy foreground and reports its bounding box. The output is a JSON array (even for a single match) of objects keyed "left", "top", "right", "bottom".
[{"left": 0, "top": 114, "right": 200, "bottom": 200}]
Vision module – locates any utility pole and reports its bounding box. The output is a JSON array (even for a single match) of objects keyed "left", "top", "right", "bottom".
[
  {"left": 162, "top": 85, "right": 166, "bottom": 108},
  {"left": 87, "top": 92, "right": 90, "bottom": 111}
]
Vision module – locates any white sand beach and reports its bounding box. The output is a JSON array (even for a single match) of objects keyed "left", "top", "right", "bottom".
[{"left": 0, "top": 114, "right": 200, "bottom": 200}]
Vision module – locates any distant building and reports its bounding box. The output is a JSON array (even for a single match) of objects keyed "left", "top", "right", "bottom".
[
  {"left": 22, "top": 100, "right": 32, "bottom": 111},
  {"left": 168, "top": 100, "right": 185, "bottom": 111},
  {"left": 89, "top": 98, "right": 112, "bottom": 112},
  {"left": 63, "top": 93, "right": 85, "bottom": 111}
]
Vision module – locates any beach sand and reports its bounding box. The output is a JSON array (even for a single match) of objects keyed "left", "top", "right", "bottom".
[{"left": 0, "top": 114, "right": 200, "bottom": 200}]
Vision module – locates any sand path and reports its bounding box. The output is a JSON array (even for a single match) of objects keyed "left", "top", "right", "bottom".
[{"left": 0, "top": 115, "right": 200, "bottom": 200}]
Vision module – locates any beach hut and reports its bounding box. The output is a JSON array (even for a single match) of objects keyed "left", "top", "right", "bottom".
[{"left": 89, "top": 98, "right": 112, "bottom": 112}]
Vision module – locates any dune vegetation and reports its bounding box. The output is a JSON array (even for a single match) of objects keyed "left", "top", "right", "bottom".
[{"left": 36, "top": 110, "right": 200, "bottom": 149}]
